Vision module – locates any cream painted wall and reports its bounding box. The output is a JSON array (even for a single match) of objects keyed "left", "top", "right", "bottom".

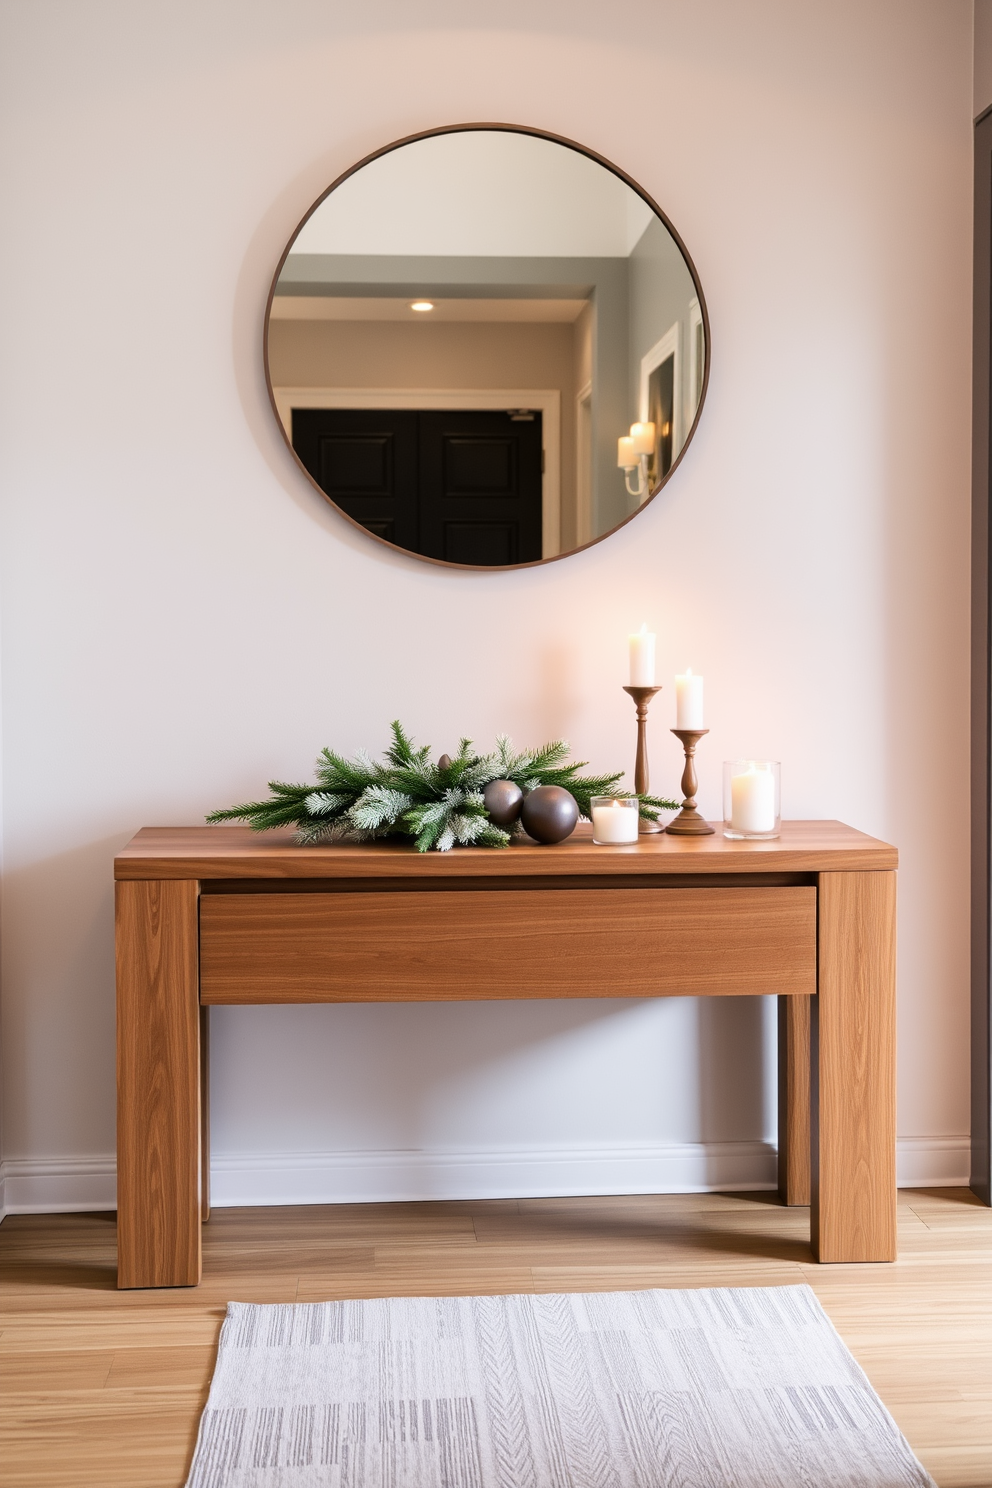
[
  {"left": 267, "top": 317, "right": 576, "bottom": 403},
  {"left": 0, "top": 0, "right": 974, "bottom": 1212}
]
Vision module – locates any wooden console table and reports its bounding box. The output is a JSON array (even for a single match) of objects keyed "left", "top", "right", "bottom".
[{"left": 115, "top": 820, "right": 897, "bottom": 1288}]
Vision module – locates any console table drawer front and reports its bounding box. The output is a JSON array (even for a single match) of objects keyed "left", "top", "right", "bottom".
[{"left": 199, "top": 886, "right": 816, "bottom": 1003}]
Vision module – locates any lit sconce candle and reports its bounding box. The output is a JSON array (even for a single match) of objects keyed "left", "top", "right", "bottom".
[
  {"left": 591, "top": 796, "right": 640, "bottom": 844},
  {"left": 628, "top": 623, "right": 656, "bottom": 686},
  {"left": 617, "top": 435, "right": 639, "bottom": 470},
  {"left": 675, "top": 668, "right": 704, "bottom": 728},
  {"left": 618, "top": 423, "right": 656, "bottom": 502},
  {"left": 730, "top": 762, "right": 777, "bottom": 835}
]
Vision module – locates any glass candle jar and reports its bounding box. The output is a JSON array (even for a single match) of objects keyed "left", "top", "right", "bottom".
[
  {"left": 591, "top": 795, "right": 640, "bottom": 843},
  {"left": 723, "top": 761, "right": 781, "bottom": 839}
]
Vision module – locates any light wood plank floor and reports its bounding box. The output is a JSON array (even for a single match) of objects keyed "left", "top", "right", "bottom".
[{"left": 1, "top": 1189, "right": 989, "bottom": 1487}]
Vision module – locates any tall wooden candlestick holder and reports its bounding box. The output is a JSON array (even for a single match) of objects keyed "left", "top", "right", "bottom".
[
  {"left": 666, "top": 728, "right": 715, "bottom": 835},
  {"left": 622, "top": 684, "right": 663, "bottom": 833}
]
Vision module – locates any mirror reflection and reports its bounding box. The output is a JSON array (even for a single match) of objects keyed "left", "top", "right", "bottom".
[{"left": 266, "top": 128, "right": 707, "bottom": 568}]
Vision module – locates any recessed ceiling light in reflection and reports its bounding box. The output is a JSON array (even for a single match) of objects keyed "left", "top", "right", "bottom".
[{"left": 410, "top": 300, "right": 434, "bottom": 312}]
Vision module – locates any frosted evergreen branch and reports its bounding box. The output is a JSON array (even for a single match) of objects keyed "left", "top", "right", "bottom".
[
  {"left": 207, "top": 723, "right": 678, "bottom": 851},
  {"left": 305, "top": 791, "right": 353, "bottom": 817},
  {"left": 473, "top": 821, "right": 512, "bottom": 848},
  {"left": 293, "top": 816, "right": 342, "bottom": 845},
  {"left": 348, "top": 786, "right": 415, "bottom": 831}
]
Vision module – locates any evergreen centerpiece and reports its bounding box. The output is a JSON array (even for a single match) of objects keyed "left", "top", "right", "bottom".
[{"left": 207, "top": 721, "right": 677, "bottom": 852}]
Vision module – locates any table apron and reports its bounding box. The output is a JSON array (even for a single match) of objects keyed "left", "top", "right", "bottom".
[{"left": 199, "top": 884, "right": 817, "bottom": 1004}]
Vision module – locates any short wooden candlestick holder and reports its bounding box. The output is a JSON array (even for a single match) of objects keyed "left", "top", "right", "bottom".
[
  {"left": 666, "top": 728, "right": 715, "bottom": 835},
  {"left": 622, "top": 684, "right": 663, "bottom": 833}
]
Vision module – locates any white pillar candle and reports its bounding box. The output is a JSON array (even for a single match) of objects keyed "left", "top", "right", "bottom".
[
  {"left": 730, "top": 764, "right": 776, "bottom": 834},
  {"left": 628, "top": 624, "right": 656, "bottom": 686},
  {"left": 591, "top": 799, "right": 640, "bottom": 843},
  {"left": 675, "top": 668, "right": 704, "bottom": 728},
  {"left": 617, "top": 435, "right": 639, "bottom": 470}
]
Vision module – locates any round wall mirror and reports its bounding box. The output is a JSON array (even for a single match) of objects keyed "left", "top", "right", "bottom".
[{"left": 265, "top": 125, "right": 709, "bottom": 569}]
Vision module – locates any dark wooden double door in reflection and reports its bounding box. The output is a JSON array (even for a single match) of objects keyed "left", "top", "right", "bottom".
[{"left": 291, "top": 408, "right": 543, "bottom": 566}]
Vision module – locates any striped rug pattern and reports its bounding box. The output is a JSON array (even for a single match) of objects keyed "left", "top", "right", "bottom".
[{"left": 186, "top": 1285, "right": 934, "bottom": 1487}]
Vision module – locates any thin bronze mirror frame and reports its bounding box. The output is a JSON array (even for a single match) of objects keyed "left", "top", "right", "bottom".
[{"left": 264, "top": 122, "right": 711, "bottom": 572}]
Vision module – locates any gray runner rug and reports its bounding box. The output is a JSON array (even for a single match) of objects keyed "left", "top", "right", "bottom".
[{"left": 186, "top": 1285, "right": 935, "bottom": 1488}]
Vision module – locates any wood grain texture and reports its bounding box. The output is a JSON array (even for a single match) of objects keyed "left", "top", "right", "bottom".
[
  {"left": 199, "top": 885, "right": 817, "bottom": 1004},
  {"left": 778, "top": 994, "right": 812, "bottom": 1206},
  {"left": 0, "top": 1192, "right": 988, "bottom": 1488},
  {"left": 115, "top": 819, "right": 898, "bottom": 881},
  {"left": 113, "top": 823, "right": 897, "bottom": 1289},
  {"left": 116, "top": 880, "right": 201, "bottom": 1289},
  {"left": 812, "top": 871, "right": 897, "bottom": 1263}
]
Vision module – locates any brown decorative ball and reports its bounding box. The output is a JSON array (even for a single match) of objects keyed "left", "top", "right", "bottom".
[
  {"left": 520, "top": 785, "right": 579, "bottom": 844},
  {"left": 437, "top": 754, "right": 452, "bottom": 771},
  {"left": 483, "top": 778, "right": 524, "bottom": 826}
]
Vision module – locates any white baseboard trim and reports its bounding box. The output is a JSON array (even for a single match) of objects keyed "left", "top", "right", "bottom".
[
  {"left": 895, "top": 1135, "right": 971, "bottom": 1187},
  {"left": 0, "top": 1156, "right": 118, "bottom": 1217},
  {"left": 0, "top": 1136, "right": 972, "bottom": 1217},
  {"left": 209, "top": 1141, "right": 780, "bottom": 1208}
]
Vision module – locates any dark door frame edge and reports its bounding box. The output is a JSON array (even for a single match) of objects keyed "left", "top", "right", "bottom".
[{"left": 971, "top": 107, "right": 992, "bottom": 1203}]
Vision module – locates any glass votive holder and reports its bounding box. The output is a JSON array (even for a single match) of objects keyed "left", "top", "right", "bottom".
[
  {"left": 591, "top": 795, "right": 640, "bottom": 844},
  {"left": 723, "top": 760, "right": 781, "bottom": 839}
]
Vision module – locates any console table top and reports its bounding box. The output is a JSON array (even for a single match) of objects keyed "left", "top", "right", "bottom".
[{"left": 115, "top": 819, "right": 897, "bottom": 880}]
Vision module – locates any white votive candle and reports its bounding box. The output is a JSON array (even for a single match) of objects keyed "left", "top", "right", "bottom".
[
  {"left": 675, "top": 668, "right": 704, "bottom": 728},
  {"left": 591, "top": 797, "right": 640, "bottom": 843},
  {"left": 629, "top": 624, "right": 656, "bottom": 686},
  {"left": 730, "top": 764, "right": 776, "bottom": 835}
]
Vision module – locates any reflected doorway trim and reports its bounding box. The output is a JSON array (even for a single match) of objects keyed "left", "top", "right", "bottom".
[
  {"left": 688, "top": 298, "right": 704, "bottom": 437},
  {"left": 272, "top": 386, "right": 561, "bottom": 559},
  {"left": 575, "top": 380, "right": 593, "bottom": 547},
  {"left": 638, "top": 323, "right": 681, "bottom": 502}
]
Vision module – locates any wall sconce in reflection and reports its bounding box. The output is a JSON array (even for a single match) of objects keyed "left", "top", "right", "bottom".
[{"left": 617, "top": 421, "right": 656, "bottom": 500}]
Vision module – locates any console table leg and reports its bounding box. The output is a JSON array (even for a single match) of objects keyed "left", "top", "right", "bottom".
[
  {"left": 116, "top": 879, "right": 201, "bottom": 1287},
  {"left": 812, "top": 871, "right": 897, "bottom": 1262},
  {"left": 777, "top": 994, "right": 811, "bottom": 1206}
]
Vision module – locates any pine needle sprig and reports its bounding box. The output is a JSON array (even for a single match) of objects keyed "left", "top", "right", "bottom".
[
  {"left": 206, "top": 781, "right": 318, "bottom": 832},
  {"left": 313, "top": 748, "right": 384, "bottom": 793},
  {"left": 383, "top": 720, "right": 432, "bottom": 772},
  {"left": 518, "top": 739, "right": 573, "bottom": 774}
]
